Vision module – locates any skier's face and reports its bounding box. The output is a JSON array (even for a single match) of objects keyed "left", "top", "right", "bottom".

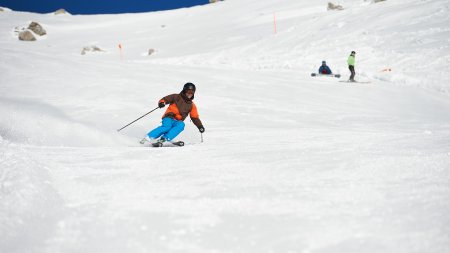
[{"left": 185, "top": 89, "right": 194, "bottom": 98}]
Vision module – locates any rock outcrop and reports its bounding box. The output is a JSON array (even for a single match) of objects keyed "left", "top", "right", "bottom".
[
  {"left": 18, "top": 30, "right": 36, "bottom": 41},
  {"left": 16, "top": 22, "right": 46, "bottom": 42},
  {"left": 327, "top": 2, "right": 344, "bottom": 11},
  {"left": 54, "top": 9, "right": 69, "bottom": 15},
  {"left": 28, "top": 22, "right": 46, "bottom": 36},
  {"left": 0, "top": 6, "right": 11, "bottom": 12},
  {"left": 81, "top": 46, "right": 104, "bottom": 55}
]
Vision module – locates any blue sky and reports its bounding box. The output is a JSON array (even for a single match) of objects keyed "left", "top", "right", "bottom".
[{"left": 0, "top": 0, "right": 210, "bottom": 14}]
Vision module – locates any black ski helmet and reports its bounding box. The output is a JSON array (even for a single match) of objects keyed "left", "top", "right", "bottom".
[
  {"left": 183, "top": 82, "right": 196, "bottom": 93},
  {"left": 351, "top": 51, "right": 356, "bottom": 55}
]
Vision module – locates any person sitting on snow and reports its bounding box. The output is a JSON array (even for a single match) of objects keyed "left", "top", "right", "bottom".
[{"left": 318, "top": 61, "right": 333, "bottom": 75}]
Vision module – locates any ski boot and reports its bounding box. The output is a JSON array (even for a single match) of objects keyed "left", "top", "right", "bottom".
[
  {"left": 152, "top": 137, "right": 166, "bottom": 147},
  {"left": 140, "top": 136, "right": 151, "bottom": 144}
]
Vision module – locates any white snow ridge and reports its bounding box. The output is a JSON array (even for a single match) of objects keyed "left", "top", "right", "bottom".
[{"left": 1, "top": 0, "right": 450, "bottom": 252}]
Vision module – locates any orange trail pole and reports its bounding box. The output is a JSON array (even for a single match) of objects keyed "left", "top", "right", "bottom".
[
  {"left": 273, "top": 13, "right": 277, "bottom": 34},
  {"left": 118, "top": 43, "right": 123, "bottom": 61}
]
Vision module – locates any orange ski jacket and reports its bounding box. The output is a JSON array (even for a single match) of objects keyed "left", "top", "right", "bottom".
[{"left": 159, "top": 93, "right": 203, "bottom": 128}]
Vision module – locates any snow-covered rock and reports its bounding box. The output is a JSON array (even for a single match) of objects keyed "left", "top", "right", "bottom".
[
  {"left": 81, "top": 45, "right": 104, "bottom": 55},
  {"left": 0, "top": 6, "right": 11, "bottom": 12},
  {"left": 28, "top": 21, "right": 46, "bottom": 36},
  {"left": 54, "top": 8, "right": 69, "bottom": 15},
  {"left": 327, "top": 2, "right": 344, "bottom": 10},
  {"left": 18, "top": 30, "right": 36, "bottom": 41}
]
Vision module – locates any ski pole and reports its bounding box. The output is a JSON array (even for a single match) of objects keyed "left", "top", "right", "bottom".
[
  {"left": 201, "top": 132, "right": 203, "bottom": 143},
  {"left": 117, "top": 107, "right": 159, "bottom": 132}
]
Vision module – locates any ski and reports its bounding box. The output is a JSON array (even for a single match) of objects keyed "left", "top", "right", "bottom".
[
  {"left": 311, "top": 73, "right": 341, "bottom": 78},
  {"left": 171, "top": 141, "right": 185, "bottom": 147},
  {"left": 151, "top": 142, "right": 163, "bottom": 147},
  {"left": 151, "top": 141, "right": 184, "bottom": 148},
  {"left": 339, "top": 80, "right": 371, "bottom": 84}
]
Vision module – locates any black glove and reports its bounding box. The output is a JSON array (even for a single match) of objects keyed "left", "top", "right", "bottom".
[
  {"left": 158, "top": 102, "right": 165, "bottom": 108},
  {"left": 198, "top": 126, "right": 205, "bottom": 133}
]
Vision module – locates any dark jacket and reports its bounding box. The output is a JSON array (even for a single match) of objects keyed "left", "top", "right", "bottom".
[{"left": 318, "top": 65, "right": 332, "bottom": 74}]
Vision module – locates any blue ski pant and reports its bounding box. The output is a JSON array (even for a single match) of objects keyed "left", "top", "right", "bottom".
[{"left": 147, "top": 117, "right": 185, "bottom": 141}]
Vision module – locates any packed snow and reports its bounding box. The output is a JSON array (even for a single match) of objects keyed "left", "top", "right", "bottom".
[{"left": 1, "top": 0, "right": 450, "bottom": 252}]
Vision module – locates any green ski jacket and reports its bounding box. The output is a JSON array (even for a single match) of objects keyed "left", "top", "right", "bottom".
[{"left": 347, "top": 55, "right": 355, "bottom": 66}]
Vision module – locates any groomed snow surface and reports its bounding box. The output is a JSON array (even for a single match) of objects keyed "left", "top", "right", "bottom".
[{"left": 1, "top": 0, "right": 450, "bottom": 252}]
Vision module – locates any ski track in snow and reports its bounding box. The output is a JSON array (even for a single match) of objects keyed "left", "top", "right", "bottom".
[{"left": 1, "top": 0, "right": 450, "bottom": 252}]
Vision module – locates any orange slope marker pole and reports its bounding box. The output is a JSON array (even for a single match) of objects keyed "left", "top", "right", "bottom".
[
  {"left": 118, "top": 43, "right": 123, "bottom": 61},
  {"left": 273, "top": 13, "right": 277, "bottom": 34}
]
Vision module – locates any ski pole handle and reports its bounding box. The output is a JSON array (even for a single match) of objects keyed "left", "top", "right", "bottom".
[{"left": 117, "top": 107, "right": 159, "bottom": 132}]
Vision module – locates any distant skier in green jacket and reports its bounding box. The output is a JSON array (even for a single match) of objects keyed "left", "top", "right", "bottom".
[{"left": 347, "top": 51, "right": 356, "bottom": 82}]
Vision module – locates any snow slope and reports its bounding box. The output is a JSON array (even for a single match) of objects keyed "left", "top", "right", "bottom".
[{"left": 1, "top": 0, "right": 450, "bottom": 252}]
